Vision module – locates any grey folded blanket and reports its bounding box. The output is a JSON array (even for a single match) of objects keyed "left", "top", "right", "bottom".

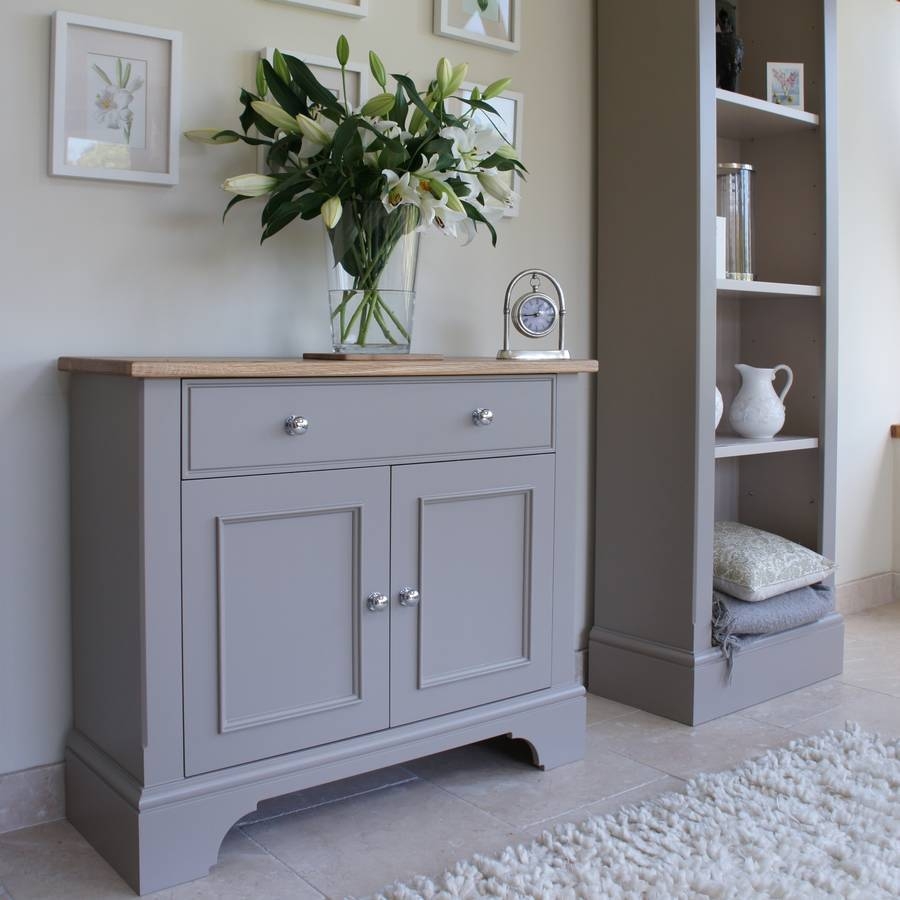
[{"left": 713, "top": 583, "right": 835, "bottom": 672}]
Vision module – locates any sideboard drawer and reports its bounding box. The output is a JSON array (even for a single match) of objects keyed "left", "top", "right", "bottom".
[{"left": 183, "top": 377, "right": 554, "bottom": 476}]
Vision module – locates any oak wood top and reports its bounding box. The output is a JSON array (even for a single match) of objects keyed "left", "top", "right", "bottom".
[{"left": 58, "top": 356, "right": 599, "bottom": 379}]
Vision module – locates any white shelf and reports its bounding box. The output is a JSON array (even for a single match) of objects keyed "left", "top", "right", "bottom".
[
  {"left": 714, "top": 435, "right": 819, "bottom": 459},
  {"left": 717, "top": 279, "right": 822, "bottom": 299},
  {"left": 716, "top": 89, "right": 819, "bottom": 140}
]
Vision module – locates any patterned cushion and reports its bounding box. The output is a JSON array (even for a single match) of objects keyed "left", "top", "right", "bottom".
[{"left": 713, "top": 521, "right": 836, "bottom": 602}]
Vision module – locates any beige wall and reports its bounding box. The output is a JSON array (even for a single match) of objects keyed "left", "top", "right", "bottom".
[
  {"left": 835, "top": 0, "right": 900, "bottom": 585},
  {"left": 0, "top": 1, "right": 596, "bottom": 774}
]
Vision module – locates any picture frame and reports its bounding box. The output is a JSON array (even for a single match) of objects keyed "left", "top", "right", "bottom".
[
  {"left": 454, "top": 82, "right": 523, "bottom": 217},
  {"left": 266, "top": 0, "right": 368, "bottom": 17},
  {"left": 766, "top": 62, "right": 804, "bottom": 109},
  {"left": 434, "top": 0, "right": 521, "bottom": 53},
  {"left": 258, "top": 49, "right": 368, "bottom": 172},
  {"left": 50, "top": 12, "right": 182, "bottom": 185}
]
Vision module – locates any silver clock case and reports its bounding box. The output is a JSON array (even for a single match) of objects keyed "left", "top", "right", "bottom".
[{"left": 497, "top": 269, "right": 570, "bottom": 361}]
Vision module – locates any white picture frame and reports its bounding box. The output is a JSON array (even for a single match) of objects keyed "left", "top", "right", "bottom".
[
  {"left": 766, "top": 62, "right": 804, "bottom": 110},
  {"left": 50, "top": 12, "right": 181, "bottom": 185},
  {"left": 455, "top": 82, "right": 524, "bottom": 217},
  {"left": 434, "top": 0, "right": 520, "bottom": 52},
  {"left": 266, "top": 0, "right": 368, "bottom": 17},
  {"left": 258, "top": 49, "right": 368, "bottom": 173}
]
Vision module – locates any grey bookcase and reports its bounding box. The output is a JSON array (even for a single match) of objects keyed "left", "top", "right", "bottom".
[{"left": 590, "top": 0, "right": 841, "bottom": 724}]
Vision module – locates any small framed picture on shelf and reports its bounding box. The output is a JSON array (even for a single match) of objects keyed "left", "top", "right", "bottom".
[
  {"left": 766, "top": 62, "right": 804, "bottom": 109},
  {"left": 50, "top": 12, "right": 182, "bottom": 185},
  {"left": 434, "top": 0, "right": 520, "bottom": 52}
]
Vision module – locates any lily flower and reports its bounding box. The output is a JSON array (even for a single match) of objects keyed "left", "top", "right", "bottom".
[
  {"left": 381, "top": 171, "right": 418, "bottom": 212},
  {"left": 221, "top": 173, "right": 278, "bottom": 197},
  {"left": 251, "top": 101, "right": 301, "bottom": 134}
]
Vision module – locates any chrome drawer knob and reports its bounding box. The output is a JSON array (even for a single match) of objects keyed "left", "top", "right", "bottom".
[
  {"left": 367, "top": 592, "right": 389, "bottom": 613},
  {"left": 284, "top": 415, "right": 309, "bottom": 436},
  {"left": 472, "top": 408, "right": 494, "bottom": 427},
  {"left": 399, "top": 588, "right": 420, "bottom": 607}
]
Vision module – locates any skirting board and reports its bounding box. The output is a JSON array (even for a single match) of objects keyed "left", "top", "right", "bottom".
[
  {"left": 836, "top": 572, "right": 898, "bottom": 615},
  {"left": 0, "top": 762, "right": 64, "bottom": 835},
  {"left": 588, "top": 613, "right": 844, "bottom": 726}
]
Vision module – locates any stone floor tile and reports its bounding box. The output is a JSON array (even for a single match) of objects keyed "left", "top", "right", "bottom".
[
  {"left": 0, "top": 821, "right": 322, "bottom": 900},
  {"left": 239, "top": 765, "right": 417, "bottom": 825},
  {"left": 517, "top": 774, "right": 687, "bottom": 841},
  {"left": 586, "top": 693, "right": 636, "bottom": 724},
  {"left": 242, "top": 777, "right": 521, "bottom": 899},
  {"left": 589, "top": 709, "right": 801, "bottom": 780},
  {"left": 404, "top": 731, "right": 664, "bottom": 828},
  {"left": 791, "top": 686, "right": 900, "bottom": 739},
  {"left": 0, "top": 763, "right": 64, "bottom": 835},
  {"left": 741, "top": 678, "right": 873, "bottom": 728}
]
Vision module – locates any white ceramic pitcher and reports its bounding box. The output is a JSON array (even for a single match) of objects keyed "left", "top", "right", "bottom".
[{"left": 728, "top": 363, "right": 793, "bottom": 439}]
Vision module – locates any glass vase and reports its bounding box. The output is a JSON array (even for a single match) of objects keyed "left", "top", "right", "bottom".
[{"left": 326, "top": 202, "right": 420, "bottom": 354}]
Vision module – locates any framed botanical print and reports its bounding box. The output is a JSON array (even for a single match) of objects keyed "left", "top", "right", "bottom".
[
  {"left": 50, "top": 12, "right": 182, "bottom": 185},
  {"left": 434, "top": 0, "right": 520, "bottom": 52},
  {"left": 455, "top": 83, "right": 524, "bottom": 216},
  {"left": 267, "top": 0, "right": 368, "bottom": 16}
]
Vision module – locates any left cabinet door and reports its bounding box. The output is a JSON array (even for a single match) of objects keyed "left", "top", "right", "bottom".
[{"left": 182, "top": 467, "right": 391, "bottom": 776}]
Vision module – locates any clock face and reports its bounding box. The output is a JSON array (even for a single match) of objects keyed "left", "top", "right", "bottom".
[{"left": 514, "top": 293, "right": 558, "bottom": 337}]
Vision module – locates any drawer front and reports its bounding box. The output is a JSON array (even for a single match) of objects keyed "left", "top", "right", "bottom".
[{"left": 184, "top": 377, "right": 554, "bottom": 476}]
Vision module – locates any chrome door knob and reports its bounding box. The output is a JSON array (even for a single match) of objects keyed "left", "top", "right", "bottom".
[
  {"left": 399, "top": 588, "right": 420, "bottom": 607},
  {"left": 284, "top": 415, "right": 309, "bottom": 436},
  {"left": 472, "top": 408, "right": 494, "bottom": 427},
  {"left": 366, "top": 592, "right": 389, "bottom": 612}
]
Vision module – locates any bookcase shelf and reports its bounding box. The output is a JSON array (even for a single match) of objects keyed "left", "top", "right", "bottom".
[
  {"left": 714, "top": 436, "right": 819, "bottom": 459},
  {"left": 716, "top": 88, "right": 819, "bottom": 140},
  {"left": 717, "top": 279, "right": 821, "bottom": 299}
]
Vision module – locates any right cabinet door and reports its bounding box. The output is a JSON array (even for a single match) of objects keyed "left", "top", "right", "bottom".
[{"left": 390, "top": 454, "right": 555, "bottom": 727}]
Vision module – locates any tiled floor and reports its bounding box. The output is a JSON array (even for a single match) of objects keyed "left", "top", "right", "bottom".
[{"left": 2, "top": 602, "right": 899, "bottom": 899}]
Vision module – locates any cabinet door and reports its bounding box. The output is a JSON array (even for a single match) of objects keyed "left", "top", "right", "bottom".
[
  {"left": 390, "top": 455, "right": 555, "bottom": 726},
  {"left": 182, "top": 467, "right": 390, "bottom": 776}
]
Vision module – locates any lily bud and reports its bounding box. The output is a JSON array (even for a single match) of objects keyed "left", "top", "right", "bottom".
[
  {"left": 255, "top": 60, "right": 267, "bottom": 98},
  {"left": 446, "top": 62, "right": 468, "bottom": 97},
  {"left": 469, "top": 86, "right": 482, "bottom": 102},
  {"left": 495, "top": 144, "right": 519, "bottom": 161},
  {"left": 272, "top": 49, "right": 291, "bottom": 84},
  {"left": 184, "top": 129, "right": 239, "bottom": 144},
  {"left": 251, "top": 100, "right": 301, "bottom": 134},
  {"left": 361, "top": 93, "right": 396, "bottom": 118},
  {"left": 221, "top": 173, "right": 278, "bottom": 197},
  {"left": 336, "top": 35, "right": 350, "bottom": 67},
  {"left": 408, "top": 107, "right": 426, "bottom": 135},
  {"left": 478, "top": 171, "right": 513, "bottom": 204},
  {"left": 436, "top": 57, "right": 452, "bottom": 95},
  {"left": 369, "top": 50, "right": 387, "bottom": 90},
  {"left": 427, "top": 179, "right": 465, "bottom": 214},
  {"left": 321, "top": 196, "right": 343, "bottom": 229},
  {"left": 482, "top": 77, "right": 512, "bottom": 100},
  {"left": 294, "top": 113, "right": 332, "bottom": 145}
]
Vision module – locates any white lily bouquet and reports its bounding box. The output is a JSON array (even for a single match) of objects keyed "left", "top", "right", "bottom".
[{"left": 187, "top": 35, "right": 524, "bottom": 352}]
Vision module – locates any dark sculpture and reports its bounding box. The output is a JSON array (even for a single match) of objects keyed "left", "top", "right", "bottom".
[{"left": 716, "top": 8, "right": 744, "bottom": 92}]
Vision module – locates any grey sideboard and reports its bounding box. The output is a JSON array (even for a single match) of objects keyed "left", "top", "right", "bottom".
[{"left": 58, "top": 356, "right": 598, "bottom": 895}]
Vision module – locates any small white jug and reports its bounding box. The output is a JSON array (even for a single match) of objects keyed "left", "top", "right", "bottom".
[{"left": 728, "top": 363, "right": 793, "bottom": 439}]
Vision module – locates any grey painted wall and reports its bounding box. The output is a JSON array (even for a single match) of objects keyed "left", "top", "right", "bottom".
[{"left": 0, "top": 0, "right": 596, "bottom": 774}]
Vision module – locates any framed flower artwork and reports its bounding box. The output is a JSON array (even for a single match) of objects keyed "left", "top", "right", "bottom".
[
  {"left": 766, "top": 62, "right": 804, "bottom": 109},
  {"left": 266, "top": 0, "right": 368, "bottom": 17},
  {"left": 454, "top": 83, "right": 524, "bottom": 217},
  {"left": 50, "top": 12, "right": 182, "bottom": 185},
  {"left": 434, "top": 0, "right": 520, "bottom": 52}
]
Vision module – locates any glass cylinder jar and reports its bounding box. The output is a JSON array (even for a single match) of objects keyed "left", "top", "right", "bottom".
[
  {"left": 325, "top": 202, "right": 420, "bottom": 354},
  {"left": 716, "top": 162, "right": 756, "bottom": 281}
]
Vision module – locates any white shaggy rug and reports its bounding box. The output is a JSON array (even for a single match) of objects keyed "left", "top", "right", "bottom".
[{"left": 371, "top": 726, "right": 900, "bottom": 899}]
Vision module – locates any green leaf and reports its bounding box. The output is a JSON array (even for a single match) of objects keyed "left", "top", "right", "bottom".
[
  {"left": 392, "top": 74, "right": 438, "bottom": 126},
  {"left": 261, "top": 204, "right": 302, "bottom": 242},
  {"left": 461, "top": 97, "right": 501, "bottom": 117},
  {"left": 261, "top": 61, "right": 305, "bottom": 117},
  {"left": 330, "top": 117, "right": 363, "bottom": 166},
  {"left": 212, "top": 129, "right": 274, "bottom": 146},
  {"left": 92, "top": 63, "right": 112, "bottom": 85},
  {"left": 222, "top": 193, "right": 252, "bottom": 222},
  {"left": 284, "top": 55, "right": 343, "bottom": 115},
  {"left": 389, "top": 83, "right": 409, "bottom": 128},
  {"left": 463, "top": 201, "right": 498, "bottom": 247}
]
